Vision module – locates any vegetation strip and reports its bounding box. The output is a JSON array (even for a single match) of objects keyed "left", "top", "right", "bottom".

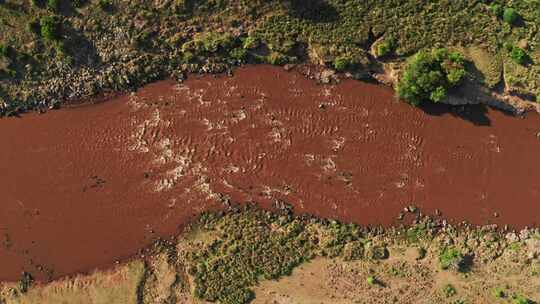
[{"left": 1, "top": 0, "right": 540, "bottom": 115}]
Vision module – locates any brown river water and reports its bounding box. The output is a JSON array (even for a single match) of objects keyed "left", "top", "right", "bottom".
[{"left": 1, "top": 65, "right": 540, "bottom": 281}]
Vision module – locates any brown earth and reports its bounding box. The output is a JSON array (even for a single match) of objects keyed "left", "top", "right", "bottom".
[{"left": 1, "top": 65, "right": 540, "bottom": 282}]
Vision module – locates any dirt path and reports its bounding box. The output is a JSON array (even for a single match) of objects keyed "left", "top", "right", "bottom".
[{"left": 1, "top": 65, "right": 540, "bottom": 281}]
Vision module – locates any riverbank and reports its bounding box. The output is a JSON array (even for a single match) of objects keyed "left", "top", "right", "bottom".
[
  {"left": 1, "top": 206, "right": 539, "bottom": 304},
  {"left": 1, "top": 0, "right": 540, "bottom": 115}
]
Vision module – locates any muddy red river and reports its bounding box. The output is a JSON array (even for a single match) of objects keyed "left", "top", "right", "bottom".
[{"left": 1, "top": 65, "right": 540, "bottom": 281}]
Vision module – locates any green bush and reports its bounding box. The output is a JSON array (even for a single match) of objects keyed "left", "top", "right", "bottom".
[
  {"left": 229, "top": 48, "right": 247, "bottom": 61},
  {"left": 40, "top": 16, "right": 62, "bottom": 41},
  {"left": 512, "top": 294, "right": 532, "bottom": 304},
  {"left": 182, "top": 32, "right": 236, "bottom": 55},
  {"left": 186, "top": 208, "right": 364, "bottom": 304},
  {"left": 397, "top": 48, "right": 466, "bottom": 105},
  {"left": 510, "top": 46, "right": 527, "bottom": 65},
  {"left": 503, "top": 8, "right": 519, "bottom": 25},
  {"left": 242, "top": 36, "right": 259, "bottom": 49},
  {"left": 376, "top": 38, "right": 396, "bottom": 57},
  {"left": 439, "top": 247, "right": 464, "bottom": 270},
  {"left": 492, "top": 287, "right": 506, "bottom": 299},
  {"left": 267, "top": 52, "right": 288, "bottom": 65},
  {"left": 442, "top": 284, "right": 457, "bottom": 297},
  {"left": 0, "top": 44, "right": 10, "bottom": 57},
  {"left": 182, "top": 51, "right": 195, "bottom": 63},
  {"left": 333, "top": 56, "right": 353, "bottom": 72},
  {"left": 28, "top": 18, "right": 42, "bottom": 36}
]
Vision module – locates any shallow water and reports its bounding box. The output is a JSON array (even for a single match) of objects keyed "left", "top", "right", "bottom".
[{"left": 1, "top": 65, "right": 540, "bottom": 281}]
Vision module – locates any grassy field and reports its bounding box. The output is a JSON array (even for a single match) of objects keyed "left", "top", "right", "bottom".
[
  {"left": 1, "top": 207, "right": 539, "bottom": 304},
  {"left": 0, "top": 0, "right": 540, "bottom": 114}
]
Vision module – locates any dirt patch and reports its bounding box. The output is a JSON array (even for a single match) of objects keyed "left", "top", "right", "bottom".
[{"left": 1, "top": 65, "right": 540, "bottom": 282}]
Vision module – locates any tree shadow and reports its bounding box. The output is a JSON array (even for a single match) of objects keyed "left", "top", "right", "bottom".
[
  {"left": 1, "top": 1, "right": 29, "bottom": 13},
  {"left": 418, "top": 102, "right": 492, "bottom": 126},
  {"left": 286, "top": 0, "right": 340, "bottom": 23},
  {"left": 62, "top": 24, "right": 101, "bottom": 67}
]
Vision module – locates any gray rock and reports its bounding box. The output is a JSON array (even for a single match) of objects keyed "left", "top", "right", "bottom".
[
  {"left": 525, "top": 238, "right": 540, "bottom": 258},
  {"left": 505, "top": 232, "right": 519, "bottom": 243},
  {"left": 319, "top": 69, "right": 336, "bottom": 84},
  {"left": 519, "top": 229, "right": 531, "bottom": 240}
]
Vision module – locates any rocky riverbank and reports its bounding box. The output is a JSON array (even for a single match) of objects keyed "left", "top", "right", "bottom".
[{"left": 1, "top": 206, "right": 538, "bottom": 304}]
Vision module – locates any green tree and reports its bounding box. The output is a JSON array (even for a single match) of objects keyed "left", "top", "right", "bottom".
[
  {"left": 397, "top": 48, "right": 466, "bottom": 105},
  {"left": 503, "top": 8, "right": 519, "bottom": 25}
]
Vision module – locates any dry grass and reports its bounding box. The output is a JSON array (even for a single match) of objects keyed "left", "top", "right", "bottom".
[{"left": 0, "top": 261, "right": 145, "bottom": 304}]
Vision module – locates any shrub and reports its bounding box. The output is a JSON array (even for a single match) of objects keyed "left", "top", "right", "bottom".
[
  {"left": 54, "top": 40, "right": 67, "bottom": 56},
  {"left": 267, "top": 52, "right": 288, "bottom": 65},
  {"left": 31, "top": 0, "right": 46, "bottom": 7},
  {"left": 40, "top": 15, "right": 62, "bottom": 41},
  {"left": 510, "top": 46, "right": 527, "bottom": 65},
  {"left": 229, "top": 48, "right": 247, "bottom": 61},
  {"left": 182, "top": 51, "right": 195, "bottom": 63},
  {"left": 503, "top": 8, "right": 519, "bottom": 25},
  {"left": 439, "top": 247, "right": 464, "bottom": 270},
  {"left": 366, "top": 276, "right": 376, "bottom": 285},
  {"left": 182, "top": 32, "right": 236, "bottom": 54},
  {"left": 46, "top": 0, "right": 60, "bottom": 11},
  {"left": 98, "top": 0, "right": 112, "bottom": 11},
  {"left": 490, "top": 4, "right": 503, "bottom": 17},
  {"left": 333, "top": 56, "right": 353, "bottom": 72},
  {"left": 376, "top": 37, "right": 396, "bottom": 57},
  {"left": 443, "top": 284, "right": 457, "bottom": 297},
  {"left": 492, "top": 287, "right": 506, "bottom": 299},
  {"left": 342, "top": 241, "right": 364, "bottom": 261},
  {"left": 513, "top": 294, "right": 532, "bottom": 304},
  {"left": 397, "top": 48, "right": 466, "bottom": 105},
  {"left": 242, "top": 36, "right": 259, "bottom": 49}
]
